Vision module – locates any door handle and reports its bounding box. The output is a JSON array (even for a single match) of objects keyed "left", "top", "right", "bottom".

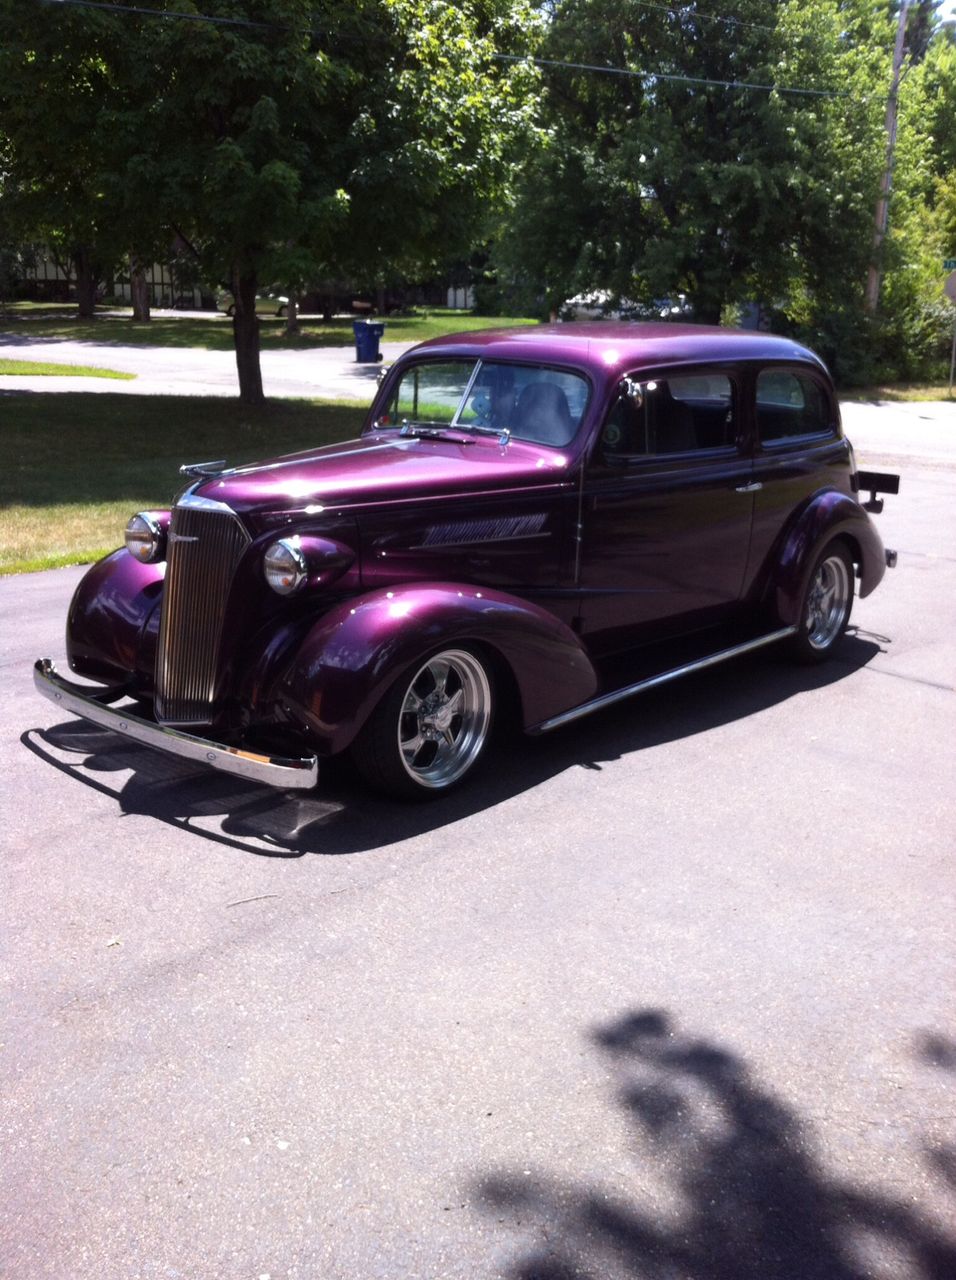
[{"left": 735, "top": 481, "right": 763, "bottom": 493}]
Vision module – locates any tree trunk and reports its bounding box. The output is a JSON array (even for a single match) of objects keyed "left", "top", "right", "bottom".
[
  {"left": 130, "top": 256, "right": 151, "bottom": 322},
  {"left": 232, "top": 269, "right": 264, "bottom": 404},
  {"left": 284, "top": 290, "right": 299, "bottom": 335},
  {"left": 695, "top": 304, "right": 722, "bottom": 325},
  {"left": 73, "top": 247, "right": 99, "bottom": 318}
]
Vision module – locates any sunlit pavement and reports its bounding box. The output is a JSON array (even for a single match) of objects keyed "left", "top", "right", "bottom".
[
  {"left": 0, "top": 334, "right": 414, "bottom": 403},
  {"left": 2, "top": 330, "right": 955, "bottom": 1275}
]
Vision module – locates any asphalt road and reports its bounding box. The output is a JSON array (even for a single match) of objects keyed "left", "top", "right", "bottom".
[
  {"left": 0, "top": 327, "right": 408, "bottom": 401},
  {"left": 2, "top": 413, "right": 955, "bottom": 1279}
]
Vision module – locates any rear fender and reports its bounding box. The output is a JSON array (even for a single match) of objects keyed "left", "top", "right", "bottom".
[
  {"left": 767, "top": 489, "right": 887, "bottom": 625},
  {"left": 66, "top": 549, "right": 165, "bottom": 686},
  {"left": 279, "top": 583, "right": 599, "bottom": 755}
]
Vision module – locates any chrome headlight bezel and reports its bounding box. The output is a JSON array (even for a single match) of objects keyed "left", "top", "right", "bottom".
[
  {"left": 125, "top": 512, "right": 166, "bottom": 564},
  {"left": 263, "top": 537, "right": 308, "bottom": 595}
]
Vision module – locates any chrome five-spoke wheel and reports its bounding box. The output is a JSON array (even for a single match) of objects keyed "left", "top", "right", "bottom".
[
  {"left": 790, "top": 541, "right": 854, "bottom": 663},
  {"left": 806, "top": 553, "right": 851, "bottom": 650},
  {"left": 352, "top": 646, "right": 494, "bottom": 798},
  {"left": 397, "top": 650, "right": 491, "bottom": 789}
]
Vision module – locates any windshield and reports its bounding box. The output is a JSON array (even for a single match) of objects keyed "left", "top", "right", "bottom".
[{"left": 374, "top": 359, "right": 589, "bottom": 447}]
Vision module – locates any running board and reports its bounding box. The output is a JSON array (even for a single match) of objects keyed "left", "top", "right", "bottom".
[{"left": 528, "top": 625, "right": 798, "bottom": 735}]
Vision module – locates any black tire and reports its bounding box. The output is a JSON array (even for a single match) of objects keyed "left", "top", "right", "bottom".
[
  {"left": 276, "top": 304, "right": 286, "bottom": 317},
  {"left": 225, "top": 303, "right": 235, "bottom": 317},
  {"left": 788, "top": 540, "right": 855, "bottom": 664},
  {"left": 351, "top": 646, "right": 494, "bottom": 800}
]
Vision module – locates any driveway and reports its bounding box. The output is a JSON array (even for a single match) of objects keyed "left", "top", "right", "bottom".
[
  {"left": 2, "top": 370, "right": 955, "bottom": 1277},
  {"left": 0, "top": 328, "right": 412, "bottom": 401}
]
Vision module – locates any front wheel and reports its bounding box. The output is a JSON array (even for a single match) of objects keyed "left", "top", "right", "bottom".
[
  {"left": 352, "top": 647, "right": 494, "bottom": 799},
  {"left": 789, "top": 541, "right": 854, "bottom": 664}
]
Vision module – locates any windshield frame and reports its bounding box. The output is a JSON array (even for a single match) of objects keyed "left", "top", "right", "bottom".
[{"left": 371, "top": 356, "right": 593, "bottom": 448}]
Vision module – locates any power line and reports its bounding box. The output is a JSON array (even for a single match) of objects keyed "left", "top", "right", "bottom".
[
  {"left": 30, "top": 0, "right": 864, "bottom": 100},
  {"left": 496, "top": 54, "right": 854, "bottom": 99},
  {"left": 627, "top": 1, "right": 786, "bottom": 38},
  {"left": 39, "top": 0, "right": 276, "bottom": 29}
]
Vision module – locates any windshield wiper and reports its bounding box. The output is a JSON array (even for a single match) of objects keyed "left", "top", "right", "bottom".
[
  {"left": 452, "top": 423, "right": 512, "bottom": 445},
  {"left": 398, "top": 422, "right": 476, "bottom": 444}
]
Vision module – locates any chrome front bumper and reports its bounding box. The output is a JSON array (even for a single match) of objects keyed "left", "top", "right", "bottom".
[{"left": 34, "top": 659, "right": 318, "bottom": 790}]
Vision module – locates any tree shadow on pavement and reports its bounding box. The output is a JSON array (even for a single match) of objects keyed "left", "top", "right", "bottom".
[
  {"left": 23, "top": 633, "right": 884, "bottom": 858},
  {"left": 916, "top": 1033, "right": 956, "bottom": 1193},
  {"left": 477, "top": 1011, "right": 956, "bottom": 1280}
]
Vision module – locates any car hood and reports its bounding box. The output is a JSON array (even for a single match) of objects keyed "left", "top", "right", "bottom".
[{"left": 191, "top": 431, "right": 574, "bottom": 518}]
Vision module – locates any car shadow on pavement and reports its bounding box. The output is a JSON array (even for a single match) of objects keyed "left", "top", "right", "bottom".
[
  {"left": 22, "top": 632, "right": 884, "bottom": 859},
  {"left": 474, "top": 1009, "right": 956, "bottom": 1280}
]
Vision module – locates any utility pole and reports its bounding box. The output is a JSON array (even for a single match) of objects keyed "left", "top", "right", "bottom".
[{"left": 865, "top": 0, "right": 910, "bottom": 315}]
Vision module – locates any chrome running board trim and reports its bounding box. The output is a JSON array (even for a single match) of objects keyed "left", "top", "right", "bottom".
[
  {"left": 34, "top": 659, "right": 318, "bottom": 790},
  {"left": 528, "top": 626, "right": 798, "bottom": 735}
]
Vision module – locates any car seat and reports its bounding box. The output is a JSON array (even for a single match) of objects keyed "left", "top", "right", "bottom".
[{"left": 515, "top": 382, "right": 573, "bottom": 445}]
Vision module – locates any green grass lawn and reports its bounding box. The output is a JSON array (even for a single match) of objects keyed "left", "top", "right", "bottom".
[
  {"left": 0, "top": 304, "right": 539, "bottom": 351},
  {"left": 0, "top": 392, "right": 366, "bottom": 573},
  {"left": 0, "top": 358, "right": 136, "bottom": 379},
  {"left": 840, "top": 382, "right": 955, "bottom": 403}
]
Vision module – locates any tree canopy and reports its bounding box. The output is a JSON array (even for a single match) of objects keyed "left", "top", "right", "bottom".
[
  {"left": 2, "top": 0, "right": 954, "bottom": 390},
  {"left": 0, "top": 0, "right": 541, "bottom": 400},
  {"left": 492, "top": 0, "right": 955, "bottom": 381}
]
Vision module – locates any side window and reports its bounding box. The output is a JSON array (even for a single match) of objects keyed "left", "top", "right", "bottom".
[
  {"left": 756, "top": 370, "right": 833, "bottom": 443},
  {"left": 599, "top": 372, "right": 736, "bottom": 458}
]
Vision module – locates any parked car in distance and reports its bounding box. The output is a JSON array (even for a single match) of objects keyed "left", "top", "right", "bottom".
[
  {"left": 563, "top": 291, "right": 692, "bottom": 321},
  {"left": 216, "top": 288, "right": 289, "bottom": 318},
  {"left": 36, "top": 323, "right": 899, "bottom": 799}
]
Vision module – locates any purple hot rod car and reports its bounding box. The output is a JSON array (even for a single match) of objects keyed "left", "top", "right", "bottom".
[{"left": 35, "top": 323, "right": 898, "bottom": 798}]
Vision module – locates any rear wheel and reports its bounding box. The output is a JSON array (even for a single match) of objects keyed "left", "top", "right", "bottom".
[
  {"left": 352, "top": 647, "right": 494, "bottom": 799},
  {"left": 789, "top": 541, "right": 854, "bottom": 663}
]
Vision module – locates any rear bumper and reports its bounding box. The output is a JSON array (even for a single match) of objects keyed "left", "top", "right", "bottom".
[{"left": 33, "top": 658, "right": 318, "bottom": 790}]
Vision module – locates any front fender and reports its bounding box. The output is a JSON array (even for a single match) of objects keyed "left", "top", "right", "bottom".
[
  {"left": 769, "top": 489, "right": 887, "bottom": 626},
  {"left": 66, "top": 549, "right": 165, "bottom": 686},
  {"left": 279, "top": 583, "right": 599, "bottom": 755}
]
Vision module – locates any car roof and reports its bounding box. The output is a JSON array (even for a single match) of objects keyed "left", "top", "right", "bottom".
[{"left": 410, "top": 322, "right": 829, "bottom": 381}]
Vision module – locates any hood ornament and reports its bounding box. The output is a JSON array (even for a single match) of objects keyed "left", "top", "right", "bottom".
[{"left": 180, "top": 459, "right": 227, "bottom": 479}]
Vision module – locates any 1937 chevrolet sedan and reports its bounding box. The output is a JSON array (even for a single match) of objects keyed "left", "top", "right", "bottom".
[{"left": 35, "top": 324, "right": 899, "bottom": 798}]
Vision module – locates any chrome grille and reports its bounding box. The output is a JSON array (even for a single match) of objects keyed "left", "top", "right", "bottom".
[{"left": 155, "top": 502, "right": 251, "bottom": 723}]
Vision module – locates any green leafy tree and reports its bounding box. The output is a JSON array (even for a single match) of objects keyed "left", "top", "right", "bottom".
[
  {"left": 873, "top": 12, "right": 956, "bottom": 378},
  {"left": 0, "top": 1, "right": 138, "bottom": 314},
  {"left": 494, "top": 0, "right": 892, "bottom": 370},
  {"left": 1, "top": 0, "right": 540, "bottom": 401}
]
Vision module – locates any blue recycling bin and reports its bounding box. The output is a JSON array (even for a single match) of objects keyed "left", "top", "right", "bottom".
[{"left": 352, "top": 320, "right": 386, "bottom": 362}]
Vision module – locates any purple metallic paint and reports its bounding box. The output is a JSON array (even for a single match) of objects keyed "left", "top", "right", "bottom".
[
  {"left": 769, "top": 490, "right": 887, "bottom": 625},
  {"left": 278, "top": 583, "right": 599, "bottom": 756},
  {"left": 286, "top": 535, "right": 356, "bottom": 590},
  {"left": 406, "top": 323, "right": 828, "bottom": 386},
  {"left": 194, "top": 433, "right": 572, "bottom": 521},
  {"left": 192, "top": 327, "right": 824, "bottom": 523},
  {"left": 67, "top": 547, "right": 165, "bottom": 685},
  {"left": 54, "top": 324, "right": 895, "bottom": 781}
]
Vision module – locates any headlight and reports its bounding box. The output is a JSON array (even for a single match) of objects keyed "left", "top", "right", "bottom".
[
  {"left": 125, "top": 512, "right": 166, "bottom": 564},
  {"left": 264, "top": 537, "right": 307, "bottom": 595}
]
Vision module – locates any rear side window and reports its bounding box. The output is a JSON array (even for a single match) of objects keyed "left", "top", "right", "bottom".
[
  {"left": 600, "top": 373, "right": 736, "bottom": 457},
  {"left": 756, "top": 370, "right": 833, "bottom": 442}
]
